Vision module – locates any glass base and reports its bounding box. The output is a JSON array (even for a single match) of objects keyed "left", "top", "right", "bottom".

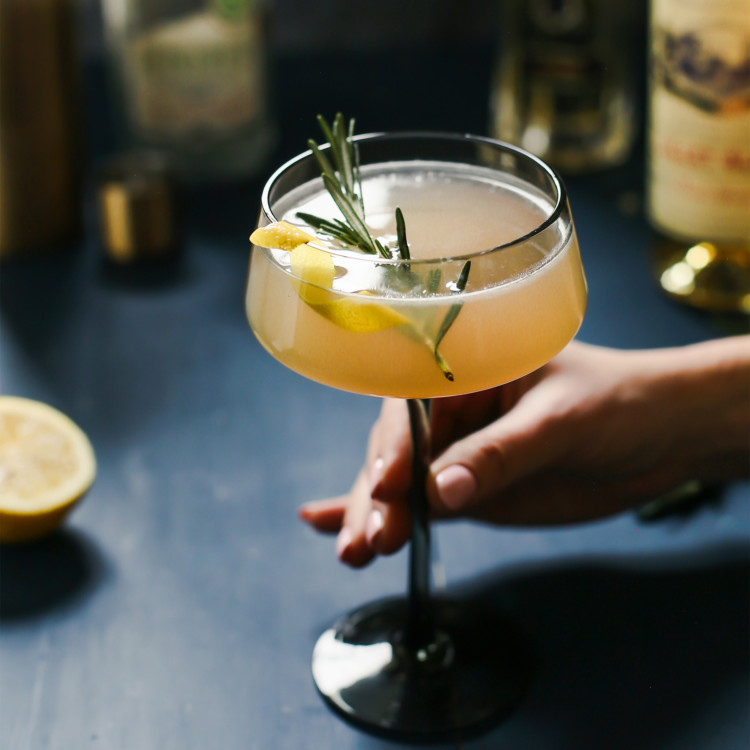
[{"left": 312, "top": 596, "right": 532, "bottom": 741}]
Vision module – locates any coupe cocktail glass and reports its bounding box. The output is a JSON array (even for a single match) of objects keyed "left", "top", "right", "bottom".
[{"left": 246, "top": 133, "right": 587, "bottom": 739}]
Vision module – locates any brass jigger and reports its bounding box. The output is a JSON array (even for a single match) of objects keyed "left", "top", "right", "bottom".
[{"left": 97, "top": 152, "right": 180, "bottom": 264}]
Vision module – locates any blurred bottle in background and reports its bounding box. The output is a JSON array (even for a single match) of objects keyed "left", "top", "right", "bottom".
[
  {"left": 489, "top": 0, "right": 638, "bottom": 174},
  {"left": 647, "top": 0, "right": 750, "bottom": 313},
  {"left": 0, "top": 0, "right": 84, "bottom": 259},
  {"left": 101, "top": 0, "right": 275, "bottom": 183}
]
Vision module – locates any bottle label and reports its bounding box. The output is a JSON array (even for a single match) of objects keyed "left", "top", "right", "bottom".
[
  {"left": 648, "top": 0, "right": 750, "bottom": 241},
  {"left": 127, "top": 9, "right": 265, "bottom": 142}
]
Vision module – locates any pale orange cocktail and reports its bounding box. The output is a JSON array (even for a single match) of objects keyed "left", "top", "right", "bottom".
[{"left": 248, "top": 158, "right": 585, "bottom": 398}]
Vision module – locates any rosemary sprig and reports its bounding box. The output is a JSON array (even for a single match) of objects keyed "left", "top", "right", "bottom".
[
  {"left": 299, "top": 114, "right": 471, "bottom": 381},
  {"left": 427, "top": 268, "right": 442, "bottom": 294},
  {"left": 395, "top": 207, "right": 411, "bottom": 262},
  {"left": 433, "top": 260, "right": 471, "bottom": 381},
  {"left": 295, "top": 211, "right": 363, "bottom": 250},
  {"left": 304, "top": 114, "right": 390, "bottom": 258}
]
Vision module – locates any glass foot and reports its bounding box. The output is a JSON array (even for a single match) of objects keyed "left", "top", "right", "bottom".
[{"left": 312, "top": 596, "right": 532, "bottom": 740}]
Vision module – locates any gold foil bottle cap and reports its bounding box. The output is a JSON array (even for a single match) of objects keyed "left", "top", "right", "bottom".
[{"left": 97, "top": 152, "right": 180, "bottom": 263}]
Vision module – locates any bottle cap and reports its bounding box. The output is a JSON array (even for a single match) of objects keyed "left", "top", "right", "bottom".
[{"left": 97, "top": 152, "right": 180, "bottom": 263}]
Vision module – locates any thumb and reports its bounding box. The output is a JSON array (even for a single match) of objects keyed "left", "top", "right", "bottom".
[{"left": 427, "top": 391, "right": 563, "bottom": 516}]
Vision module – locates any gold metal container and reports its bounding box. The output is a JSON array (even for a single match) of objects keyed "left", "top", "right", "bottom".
[{"left": 97, "top": 152, "right": 180, "bottom": 263}]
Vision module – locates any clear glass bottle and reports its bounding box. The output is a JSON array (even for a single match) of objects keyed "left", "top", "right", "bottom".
[
  {"left": 102, "top": 0, "right": 275, "bottom": 183},
  {"left": 647, "top": 0, "right": 750, "bottom": 312},
  {"left": 489, "top": 0, "right": 638, "bottom": 174}
]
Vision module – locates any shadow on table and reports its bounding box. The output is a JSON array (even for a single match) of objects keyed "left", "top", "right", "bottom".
[
  {"left": 96, "top": 254, "right": 190, "bottom": 291},
  {"left": 0, "top": 251, "right": 82, "bottom": 360},
  {"left": 353, "top": 543, "right": 749, "bottom": 750},
  {"left": 0, "top": 528, "right": 112, "bottom": 623}
]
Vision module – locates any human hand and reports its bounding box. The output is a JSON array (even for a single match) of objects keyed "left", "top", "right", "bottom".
[{"left": 299, "top": 338, "right": 750, "bottom": 567}]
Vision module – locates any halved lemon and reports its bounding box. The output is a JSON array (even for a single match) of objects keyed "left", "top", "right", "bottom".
[{"left": 0, "top": 397, "right": 96, "bottom": 543}]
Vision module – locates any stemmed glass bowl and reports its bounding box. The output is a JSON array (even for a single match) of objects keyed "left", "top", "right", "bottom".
[{"left": 246, "top": 132, "right": 586, "bottom": 739}]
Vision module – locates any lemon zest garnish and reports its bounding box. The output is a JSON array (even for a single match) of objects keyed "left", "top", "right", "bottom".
[
  {"left": 254, "top": 223, "right": 411, "bottom": 334},
  {"left": 250, "top": 221, "right": 316, "bottom": 251},
  {"left": 290, "top": 243, "right": 336, "bottom": 305},
  {"left": 311, "top": 296, "right": 411, "bottom": 333}
]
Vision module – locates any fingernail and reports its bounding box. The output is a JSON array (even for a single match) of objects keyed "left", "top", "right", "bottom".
[
  {"left": 365, "top": 508, "right": 384, "bottom": 547},
  {"left": 369, "top": 457, "right": 385, "bottom": 498},
  {"left": 435, "top": 465, "right": 476, "bottom": 510},
  {"left": 336, "top": 527, "right": 353, "bottom": 560}
]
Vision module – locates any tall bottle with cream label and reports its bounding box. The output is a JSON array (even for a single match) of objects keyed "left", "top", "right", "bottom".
[
  {"left": 103, "top": 0, "right": 275, "bottom": 182},
  {"left": 647, "top": 0, "right": 750, "bottom": 312}
]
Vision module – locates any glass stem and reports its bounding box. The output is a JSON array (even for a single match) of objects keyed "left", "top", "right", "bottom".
[{"left": 405, "top": 398, "right": 433, "bottom": 650}]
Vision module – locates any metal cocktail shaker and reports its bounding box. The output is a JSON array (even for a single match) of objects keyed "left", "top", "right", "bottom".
[{"left": 0, "top": 0, "right": 83, "bottom": 258}]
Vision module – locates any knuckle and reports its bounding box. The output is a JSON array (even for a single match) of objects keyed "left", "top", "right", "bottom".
[{"left": 473, "top": 438, "right": 512, "bottom": 489}]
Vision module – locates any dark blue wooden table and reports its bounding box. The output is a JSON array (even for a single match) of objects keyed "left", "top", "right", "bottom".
[{"left": 1, "top": 49, "right": 748, "bottom": 750}]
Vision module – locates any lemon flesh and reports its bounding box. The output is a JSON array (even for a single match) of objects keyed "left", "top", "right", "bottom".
[
  {"left": 0, "top": 397, "right": 96, "bottom": 543},
  {"left": 252, "top": 222, "right": 410, "bottom": 333}
]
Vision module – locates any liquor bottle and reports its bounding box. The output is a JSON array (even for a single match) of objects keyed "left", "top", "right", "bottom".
[
  {"left": 489, "top": 0, "right": 638, "bottom": 174},
  {"left": 647, "top": 0, "right": 750, "bottom": 312},
  {"left": 102, "top": 0, "right": 275, "bottom": 183}
]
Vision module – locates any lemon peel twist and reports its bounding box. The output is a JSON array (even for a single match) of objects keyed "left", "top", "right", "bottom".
[{"left": 250, "top": 223, "right": 411, "bottom": 334}]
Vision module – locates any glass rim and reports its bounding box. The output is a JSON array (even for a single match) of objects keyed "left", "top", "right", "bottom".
[{"left": 259, "top": 131, "right": 569, "bottom": 266}]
